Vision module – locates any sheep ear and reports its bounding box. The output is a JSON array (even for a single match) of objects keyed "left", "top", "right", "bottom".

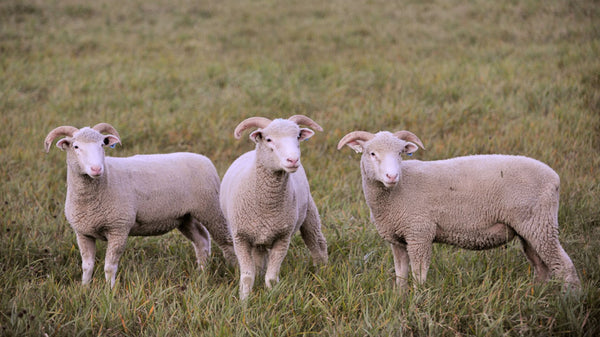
[
  {"left": 56, "top": 138, "right": 71, "bottom": 151},
  {"left": 346, "top": 140, "right": 365, "bottom": 153},
  {"left": 403, "top": 142, "right": 419, "bottom": 155},
  {"left": 103, "top": 135, "right": 121, "bottom": 148},
  {"left": 249, "top": 129, "right": 263, "bottom": 143},
  {"left": 298, "top": 128, "right": 314, "bottom": 142}
]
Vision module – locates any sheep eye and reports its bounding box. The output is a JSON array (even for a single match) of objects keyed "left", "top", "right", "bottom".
[
  {"left": 266, "top": 138, "right": 272, "bottom": 142},
  {"left": 73, "top": 145, "right": 79, "bottom": 149},
  {"left": 370, "top": 152, "right": 376, "bottom": 157}
]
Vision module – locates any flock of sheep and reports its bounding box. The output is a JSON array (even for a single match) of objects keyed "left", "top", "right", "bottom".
[{"left": 44, "top": 116, "right": 581, "bottom": 300}]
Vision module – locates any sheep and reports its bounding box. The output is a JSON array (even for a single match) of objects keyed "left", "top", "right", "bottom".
[
  {"left": 44, "top": 123, "right": 236, "bottom": 287},
  {"left": 337, "top": 130, "right": 580, "bottom": 291},
  {"left": 220, "top": 115, "right": 328, "bottom": 300}
]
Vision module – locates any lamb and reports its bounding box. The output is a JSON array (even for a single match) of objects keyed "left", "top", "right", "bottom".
[
  {"left": 220, "top": 115, "right": 328, "bottom": 300},
  {"left": 44, "top": 123, "right": 236, "bottom": 287},
  {"left": 337, "top": 130, "right": 580, "bottom": 291}
]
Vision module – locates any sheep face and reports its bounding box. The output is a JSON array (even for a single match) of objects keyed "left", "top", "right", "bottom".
[
  {"left": 58, "top": 128, "right": 120, "bottom": 178},
  {"left": 250, "top": 119, "right": 314, "bottom": 173},
  {"left": 357, "top": 132, "right": 419, "bottom": 188}
]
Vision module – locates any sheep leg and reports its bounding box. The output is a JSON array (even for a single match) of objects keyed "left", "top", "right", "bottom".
[
  {"left": 390, "top": 242, "right": 410, "bottom": 289},
  {"left": 178, "top": 218, "right": 211, "bottom": 270},
  {"left": 518, "top": 236, "right": 550, "bottom": 283},
  {"left": 299, "top": 199, "right": 328, "bottom": 265},
  {"left": 193, "top": 208, "right": 237, "bottom": 266},
  {"left": 516, "top": 219, "right": 580, "bottom": 290},
  {"left": 75, "top": 232, "right": 96, "bottom": 285},
  {"left": 264, "top": 237, "right": 291, "bottom": 289},
  {"left": 104, "top": 233, "right": 128, "bottom": 288},
  {"left": 525, "top": 236, "right": 580, "bottom": 290},
  {"left": 234, "top": 237, "right": 255, "bottom": 300},
  {"left": 252, "top": 246, "right": 268, "bottom": 277},
  {"left": 406, "top": 241, "right": 432, "bottom": 285}
]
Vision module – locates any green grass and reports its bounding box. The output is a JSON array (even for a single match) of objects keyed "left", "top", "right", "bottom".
[{"left": 1, "top": 0, "right": 599, "bottom": 335}]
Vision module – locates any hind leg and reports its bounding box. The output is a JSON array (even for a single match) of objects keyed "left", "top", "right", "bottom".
[
  {"left": 518, "top": 236, "right": 550, "bottom": 283},
  {"left": 299, "top": 198, "right": 328, "bottom": 265},
  {"left": 178, "top": 216, "right": 211, "bottom": 270},
  {"left": 517, "top": 223, "right": 580, "bottom": 290},
  {"left": 192, "top": 207, "right": 237, "bottom": 266}
]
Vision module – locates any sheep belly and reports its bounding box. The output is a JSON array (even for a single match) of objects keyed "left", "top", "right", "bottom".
[
  {"left": 434, "top": 222, "right": 516, "bottom": 250},
  {"left": 129, "top": 218, "right": 183, "bottom": 236}
]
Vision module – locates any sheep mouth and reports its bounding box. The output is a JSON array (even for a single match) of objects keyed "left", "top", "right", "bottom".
[
  {"left": 282, "top": 165, "right": 300, "bottom": 172},
  {"left": 382, "top": 179, "right": 398, "bottom": 188},
  {"left": 86, "top": 170, "right": 104, "bottom": 178}
]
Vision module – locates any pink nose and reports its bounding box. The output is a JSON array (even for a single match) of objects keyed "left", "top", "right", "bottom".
[
  {"left": 286, "top": 158, "right": 299, "bottom": 166},
  {"left": 386, "top": 173, "right": 398, "bottom": 181},
  {"left": 90, "top": 166, "right": 102, "bottom": 175}
]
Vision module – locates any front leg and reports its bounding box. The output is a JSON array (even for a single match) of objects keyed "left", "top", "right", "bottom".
[
  {"left": 234, "top": 237, "right": 255, "bottom": 300},
  {"left": 104, "top": 233, "right": 128, "bottom": 288},
  {"left": 406, "top": 241, "right": 433, "bottom": 285},
  {"left": 390, "top": 242, "right": 410, "bottom": 289},
  {"left": 264, "top": 237, "right": 291, "bottom": 289},
  {"left": 75, "top": 232, "right": 96, "bottom": 285}
]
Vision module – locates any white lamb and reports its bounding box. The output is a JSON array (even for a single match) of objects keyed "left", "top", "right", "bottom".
[
  {"left": 337, "top": 130, "right": 580, "bottom": 291},
  {"left": 44, "top": 123, "right": 236, "bottom": 287},
  {"left": 220, "top": 115, "right": 328, "bottom": 300}
]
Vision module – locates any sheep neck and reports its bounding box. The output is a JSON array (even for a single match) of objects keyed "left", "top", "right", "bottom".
[
  {"left": 253, "top": 163, "right": 291, "bottom": 210},
  {"left": 66, "top": 164, "right": 108, "bottom": 203},
  {"left": 361, "top": 159, "right": 399, "bottom": 221}
]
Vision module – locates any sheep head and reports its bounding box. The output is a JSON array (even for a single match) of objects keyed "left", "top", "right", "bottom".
[
  {"left": 338, "top": 130, "right": 425, "bottom": 188},
  {"left": 45, "top": 123, "right": 121, "bottom": 179},
  {"left": 233, "top": 115, "right": 322, "bottom": 173}
]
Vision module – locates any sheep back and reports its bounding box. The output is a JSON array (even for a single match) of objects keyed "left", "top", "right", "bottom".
[
  {"left": 368, "top": 154, "right": 560, "bottom": 248},
  {"left": 66, "top": 152, "right": 223, "bottom": 238}
]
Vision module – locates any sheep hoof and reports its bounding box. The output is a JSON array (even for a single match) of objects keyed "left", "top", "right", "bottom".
[{"left": 265, "top": 277, "right": 279, "bottom": 289}]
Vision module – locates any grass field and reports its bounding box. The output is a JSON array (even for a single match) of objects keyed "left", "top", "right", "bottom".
[{"left": 1, "top": 0, "right": 599, "bottom": 335}]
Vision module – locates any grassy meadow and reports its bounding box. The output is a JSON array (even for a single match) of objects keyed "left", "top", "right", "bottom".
[{"left": 1, "top": 0, "right": 599, "bottom": 335}]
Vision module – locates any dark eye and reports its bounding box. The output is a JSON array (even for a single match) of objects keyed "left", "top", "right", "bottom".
[
  {"left": 74, "top": 145, "right": 79, "bottom": 149},
  {"left": 266, "top": 138, "right": 272, "bottom": 142},
  {"left": 370, "top": 152, "right": 376, "bottom": 156}
]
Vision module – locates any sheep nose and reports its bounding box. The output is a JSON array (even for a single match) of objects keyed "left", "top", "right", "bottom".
[
  {"left": 90, "top": 166, "right": 102, "bottom": 175},
  {"left": 286, "top": 158, "right": 299, "bottom": 166},
  {"left": 386, "top": 173, "right": 398, "bottom": 181}
]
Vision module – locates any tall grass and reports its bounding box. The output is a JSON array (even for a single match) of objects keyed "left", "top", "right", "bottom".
[{"left": 1, "top": 0, "right": 599, "bottom": 335}]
